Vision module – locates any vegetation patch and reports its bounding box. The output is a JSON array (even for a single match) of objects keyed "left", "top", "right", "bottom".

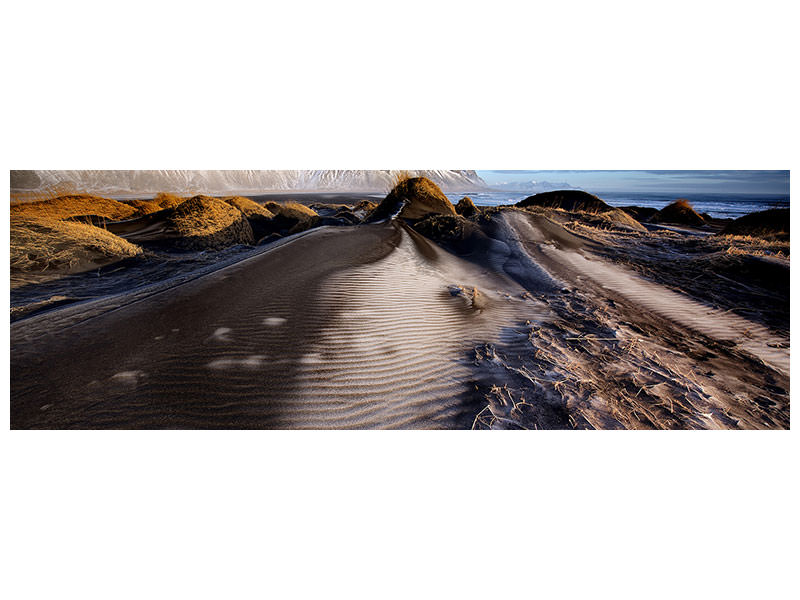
[
  {"left": 10, "top": 216, "right": 142, "bottom": 281},
  {"left": 164, "top": 196, "right": 255, "bottom": 250},
  {"left": 650, "top": 199, "right": 706, "bottom": 227},
  {"left": 10, "top": 194, "right": 138, "bottom": 221},
  {"left": 455, "top": 196, "right": 478, "bottom": 217},
  {"left": 366, "top": 177, "right": 456, "bottom": 221},
  {"left": 720, "top": 208, "right": 789, "bottom": 241},
  {"left": 516, "top": 190, "right": 612, "bottom": 213}
]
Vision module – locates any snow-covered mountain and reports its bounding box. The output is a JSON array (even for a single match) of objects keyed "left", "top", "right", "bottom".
[
  {"left": 10, "top": 170, "right": 488, "bottom": 196},
  {"left": 489, "top": 180, "right": 579, "bottom": 193}
]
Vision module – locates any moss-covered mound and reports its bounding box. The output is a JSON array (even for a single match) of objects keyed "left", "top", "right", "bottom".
[
  {"left": 164, "top": 196, "right": 255, "bottom": 250},
  {"left": 10, "top": 216, "right": 143, "bottom": 279},
  {"left": 720, "top": 208, "right": 789, "bottom": 241},
  {"left": 455, "top": 196, "right": 478, "bottom": 218},
  {"left": 516, "top": 190, "right": 611, "bottom": 213},
  {"left": 10, "top": 194, "right": 138, "bottom": 221},
  {"left": 366, "top": 177, "right": 457, "bottom": 222},
  {"left": 651, "top": 199, "right": 706, "bottom": 227}
]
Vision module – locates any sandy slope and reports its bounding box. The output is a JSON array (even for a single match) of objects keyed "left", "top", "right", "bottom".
[
  {"left": 502, "top": 211, "right": 789, "bottom": 375},
  {"left": 10, "top": 222, "right": 537, "bottom": 429},
  {"left": 473, "top": 210, "right": 789, "bottom": 429},
  {"left": 10, "top": 210, "right": 789, "bottom": 429}
]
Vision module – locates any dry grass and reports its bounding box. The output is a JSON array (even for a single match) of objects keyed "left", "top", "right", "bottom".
[
  {"left": 369, "top": 176, "right": 456, "bottom": 221},
  {"left": 164, "top": 196, "right": 254, "bottom": 249},
  {"left": 455, "top": 196, "right": 478, "bottom": 217},
  {"left": 126, "top": 199, "right": 164, "bottom": 216},
  {"left": 10, "top": 216, "right": 142, "bottom": 277},
  {"left": 390, "top": 170, "right": 414, "bottom": 188},
  {"left": 223, "top": 196, "right": 275, "bottom": 218},
  {"left": 10, "top": 193, "right": 137, "bottom": 221},
  {"left": 598, "top": 209, "right": 647, "bottom": 231},
  {"left": 651, "top": 199, "right": 705, "bottom": 226},
  {"left": 152, "top": 192, "right": 187, "bottom": 210},
  {"left": 262, "top": 201, "right": 318, "bottom": 220}
]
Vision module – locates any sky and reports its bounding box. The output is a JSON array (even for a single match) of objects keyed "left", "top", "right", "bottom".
[{"left": 477, "top": 170, "right": 790, "bottom": 195}]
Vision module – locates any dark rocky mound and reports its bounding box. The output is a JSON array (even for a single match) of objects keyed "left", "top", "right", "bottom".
[
  {"left": 720, "top": 208, "right": 789, "bottom": 241},
  {"left": 650, "top": 199, "right": 706, "bottom": 227},
  {"left": 620, "top": 206, "right": 659, "bottom": 222},
  {"left": 455, "top": 196, "right": 478, "bottom": 217},
  {"left": 412, "top": 214, "right": 489, "bottom": 255},
  {"left": 366, "top": 177, "right": 457, "bottom": 222},
  {"left": 516, "top": 190, "right": 612, "bottom": 213}
]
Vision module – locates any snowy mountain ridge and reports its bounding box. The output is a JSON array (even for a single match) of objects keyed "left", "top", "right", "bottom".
[{"left": 11, "top": 170, "right": 488, "bottom": 196}]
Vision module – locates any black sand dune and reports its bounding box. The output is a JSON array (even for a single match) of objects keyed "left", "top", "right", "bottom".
[
  {"left": 10, "top": 206, "right": 789, "bottom": 429},
  {"left": 10, "top": 222, "right": 536, "bottom": 429}
]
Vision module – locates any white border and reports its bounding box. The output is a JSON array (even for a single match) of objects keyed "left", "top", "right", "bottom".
[{"left": 2, "top": 2, "right": 797, "bottom": 599}]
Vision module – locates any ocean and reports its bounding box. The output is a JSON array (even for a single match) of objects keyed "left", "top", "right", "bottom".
[{"left": 445, "top": 191, "right": 789, "bottom": 220}]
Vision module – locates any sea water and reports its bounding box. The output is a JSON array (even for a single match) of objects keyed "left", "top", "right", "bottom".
[{"left": 445, "top": 191, "right": 789, "bottom": 219}]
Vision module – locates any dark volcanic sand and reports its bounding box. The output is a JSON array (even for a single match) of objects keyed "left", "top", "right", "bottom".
[
  {"left": 10, "top": 208, "right": 790, "bottom": 430},
  {"left": 10, "top": 221, "right": 532, "bottom": 429}
]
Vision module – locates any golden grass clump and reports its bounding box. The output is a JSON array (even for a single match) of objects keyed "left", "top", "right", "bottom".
[
  {"left": 152, "top": 192, "right": 187, "bottom": 210},
  {"left": 164, "top": 195, "right": 254, "bottom": 249},
  {"left": 455, "top": 196, "right": 478, "bottom": 217},
  {"left": 262, "top": 201, "right": 318, "bottom": 221},
  {"left": 10, "top": 194, "right": 138, "bottom": 221},
  {"left": 390, "top": 170, "right": 414, "bottom": 188},
  {"left": 598, "top": 209, "right": 647, "bottom": 232},
  {"left": 10, "top": 216, "right": 143, "bottom": 278},
  {"left": 223, "top": 196, "right": 275, "bottom": 219},
  {"left": 126, "top": 199, "right": 164, "bottom": 216},
  {"left": 368, "top": 176, "right": 456, "bottom": 221},
  {"left": 651, "top": 199, "right": 706, "bottom": 227}
]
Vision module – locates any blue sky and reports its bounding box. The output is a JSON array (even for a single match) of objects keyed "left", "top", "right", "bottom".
[{"left": 477, "top": 170, "right": 790, "bottom": 195}]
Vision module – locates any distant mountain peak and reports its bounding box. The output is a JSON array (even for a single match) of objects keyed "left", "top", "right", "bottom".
[
  {"left": 489, "top": 179, "right": 579, "bottom": 193},
  {"left": 11, "top": 170, "right": 488, "bottom": 197}
]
